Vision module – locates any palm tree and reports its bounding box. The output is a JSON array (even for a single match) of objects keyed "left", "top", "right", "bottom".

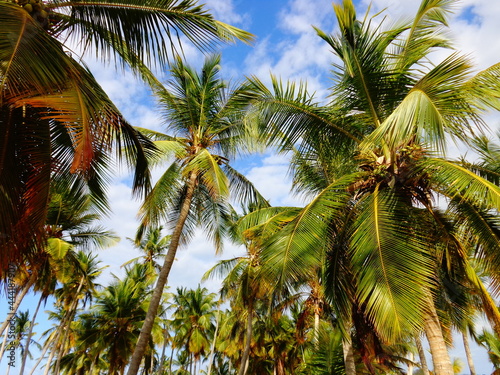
[
  {"left": 0, "top": 0, "right": 253, "bottom": 276},
  {"left": 169, "top": 286, "right": 218, "bottom": 374},
  {"left": 243, "top": 1, "right": 500, "bottom": 374},
  {"left": 122, "top": 226, "right": 170, "bottom": 274},
  {"left": 63, "top": 263, "right": 159, "bottom": 375},
  {"left": 127, "top": 54, "right": 267, "bottom": 374}
]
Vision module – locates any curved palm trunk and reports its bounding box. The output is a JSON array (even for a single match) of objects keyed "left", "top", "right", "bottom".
[
  {"left": 54, "top": 276, "right": 85, "bottom": 375},
  {"left": 423, "top": 294, "right": 454, "bottom": 375},
  {"left": 342, "top": 319, "right": 356, "bottom": 375},
  {"left": 238, "top": 302, "right": 253, "bottom": 375},
  {"left": 462, "top": 331, "right": 476, "bottom": 375},
  {"left": 342, "top": 338, "right": 356, "bottom": 375},
  {"left": 29, "top": 330, "right": 56, "bottom": 375},
  {"left": 313, "top": 308, "right": 320, "bottom": 348},
  {"left": 0, "top": 324, "right": 8, "bottom": 363},
  {"left": 19, "top": 293, "right": 43, "bottom": 375},
  {"left": 206, "top": 309, "right": 221, "bottom": 375},
  {"left": 127, "top": 172, "right": 198, "bottom": 375},
  {"left": 407, "top": 352, "right": 414, "bottom": 375},
  {"left": 0, "top": 274, "right": 36, "bottom": 338},
  {"left": 415, "top": 335, "right": 430, "bottom": 375}
]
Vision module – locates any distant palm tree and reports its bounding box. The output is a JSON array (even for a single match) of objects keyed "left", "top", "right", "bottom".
[
  {"left": 128, "top": 54, "right": 267, "bottom": 373},
  {"left": 123, "top": 226, "right": 170, "bottom": 274},
  {"left": 170, "top": 286, "right": 218, "bottom": 374}
]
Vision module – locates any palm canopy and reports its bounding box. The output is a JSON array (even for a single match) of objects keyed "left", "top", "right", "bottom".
[
  {"left": 243, "top": 0, "right": 500, "bottom": 344},
  {"left": 0, "top": 0, "right": 253, "bottom": 275},
  {"left": 137, "top": 54, "right": 268, "bottom": 248}
]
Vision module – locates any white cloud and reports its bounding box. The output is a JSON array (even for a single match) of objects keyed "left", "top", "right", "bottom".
[{"left": 204, "top": 0, "right": 249, "bottom": 26}]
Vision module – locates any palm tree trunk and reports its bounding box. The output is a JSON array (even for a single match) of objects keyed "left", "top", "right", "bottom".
[
  {"left": 206, "top": 308, "right": 221, "bottom": 375},
  {"left": 0, "top": 324, "right": 9, "bottom": 362},
  {"left": 238, "top": 303, "right": 253, "bottom": 375},
  {"left": 29, "top": 330, "right": 56, "bottom": 375},
  {"left": 0, "top": 274, "right": 36, "bottom": 337},
  {"left": 127, "top": 172, "right": 198, "bottom": 375},
  {"left": 54, "top": 276, "right": 85, "bottom": 375},
  {"left": 313, "top": 308, "right": 320, "bottom": 348},
  {"left": 415, "top": 335, "right": 430, "bottom": 375},
  {"left": 342, "top": 338, "right": 356, "bottom": 375},
  {"left": 158, "top": 326, "right": 169, "bottom": 374},
  {"left": 407, "top": 352, "right": 414, "bottom": 375},
  {"left": 19, "top": 293, "right": 43, "bottom": 375},
  {"left": 342, "top": 319, "right": 356, "bottom": 375},
  {"left": 462, "top": 331, "right": 476, "bottom": 375},
  {"left": 423, "top": 294, "right": 454, "bottom": 375}
]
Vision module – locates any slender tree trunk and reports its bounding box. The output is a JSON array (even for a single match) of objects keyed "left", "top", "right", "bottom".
[
  {"left": 29, "top": 330, "right": 56, "bottom": 375},
  {"left": 415, "top": 335, "right": 430, "bottom": 375},
  {"left": 54, "top": 277, "right": 85, "bottom": 375},
  {"left": 158, "top": 326, "right": 169, "bottom": 374},
  {"left": 0, "top": 274, "right": 36, "bottom": 337},
  {"left": 462, "top": 331, "right": 476, "bottom": 375},
  {"left": 19, "top": 294, "right": 43, "bottom": 375},
  {"left": 0, "top": 323, "right": 9, "bottom": 362},
  {"left": 169, "top": 347, "right": 175, "bottom": 374},
  {"left": 407, "top": 352, "right": 414, "bottom": 375},
  {"left": 342, "top": 338, "right": 356, "bottom": 375},
  {"left": 127, "top": 173, "right": 198, "bottom": 375},
  {"left": 342, "top": 319, "right": 356, "bottom": 375},
  {"left": 238, "top": 303, "right": 253, "bottom": 375},
  {"left": 207, "top": 309, "right": 221, "bottom": 375},
  {"left": 313, "top": 308, "right": 320, "bottom": 348},
  {"left": 423, "top": 294, "right": 454, "bottom": 375}
]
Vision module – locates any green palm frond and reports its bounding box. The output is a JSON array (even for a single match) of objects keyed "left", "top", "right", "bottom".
[
  {"left": 138, "top": 162, "right": 183, "bottom": 231},
  {"left": 317, "top": 1, "right": 408, "bottom": 128},
  {"left": 223, "top": 164, "right": 270, "bottom": 210},
  {"left": 394, "top": 0, "right": 454, "bottom": 71},
  {"left": 245, "top": 75, "right": 361, "bottom": 152},
  {"left": 465, "top": 62, "right": 500, "bottom": 112},
  {"left": 259, "top": 173, "right": 357, "bottom": 292},
  {"left": 424, "top": 158, "right": 500, "bottom": 210},
  {"left": 234, "top": 206, "right": 303, "bottom": 242},
  {"left": 365, "top": 53, "right": 479, "bottom": 153},
  {"left": 349, "top": 186, "right": 433, "bottom": 341},
  {"left": 185, "top": 149, "right": 229, "bottom": 198},
  {"left": 0, "top": 3, "right": 79, "bottom": 102},
  {"left": 51, "top": 0, "right": 253, "bottom": 70}
]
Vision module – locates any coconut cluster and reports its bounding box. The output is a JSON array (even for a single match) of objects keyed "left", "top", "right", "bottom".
[{"left": 12, "top": 0, "right": 52, "bottom": 29}]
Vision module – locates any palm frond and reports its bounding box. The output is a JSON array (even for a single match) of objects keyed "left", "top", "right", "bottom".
[
  {"left": 185, "top": 149, "right": 229, "bottom": 199},
  {"left": 365, "top": 53, "right": 479, "bottom": 153},
  {"left": 52, "top": 0, "right": 253, "bottom": 71},
  {"left": 258, "top": 173, "right": 358, "bottom": 293},
  {"left": 424, "top": 158, "right": 500, "bottom": 211},
  {"left": 349, "top": 186, "right": 433, "bottom": 341}
]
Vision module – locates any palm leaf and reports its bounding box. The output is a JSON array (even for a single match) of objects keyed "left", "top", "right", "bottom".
[
  {"left": 258, "top": 173, "right": 358, "bottom": 292},
  {"left": 185, "top": 149, "right": 229, "bottom": 199},
  {"left": 365, "top": 53, "right": 479, "bottom": 153},
  {"left": 349, "top": 186, "right": 433, "bottom": 341},
  {"left": 423, "top": 158, "right": 500, "bottom": 210},
  {"left": 52, "top": 0, "right": 253, "bottom": 70}
]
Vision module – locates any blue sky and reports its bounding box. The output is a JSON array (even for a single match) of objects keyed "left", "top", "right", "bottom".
[{"left": 2, "top": 0, "right": 500, "bottom": 373}]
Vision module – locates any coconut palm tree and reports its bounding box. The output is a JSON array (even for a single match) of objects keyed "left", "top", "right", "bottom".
[
  {"left": 122, "top": 226, "right": 171, "bottom": 274},
  {"left": 0, "top": 0, "right": 253, "bottom": 276},
  {"left": 243, "top": 1, "right": 500, "bottom": 374},
  {"left": 64, "top": 263, "right": 159, "bottom": 375},
  {"left": 169, "top": 286, "right": 218, "bottom": 374},
  {"left": 127, "top": 54, "right": 267, "bottom": 374}
]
